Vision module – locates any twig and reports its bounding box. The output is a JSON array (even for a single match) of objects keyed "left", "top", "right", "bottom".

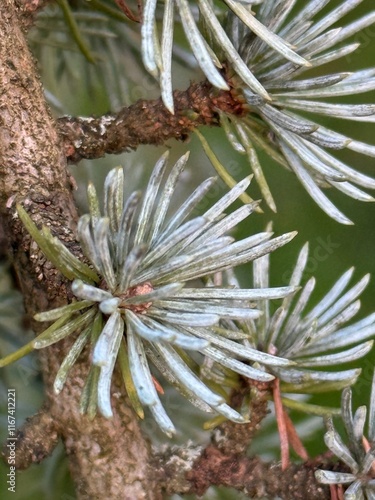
[
  {"left": 1, "top": 405, "right": 59, "bottom": 469},
  {"left": 211, "top": 382, "right": 270, "bottom": 455},
  {"left": 154, "top": 442, "right": 332, "bottom": 498},
  {"left": 57, "top": 81, "right": 247, "bottom": 163}
]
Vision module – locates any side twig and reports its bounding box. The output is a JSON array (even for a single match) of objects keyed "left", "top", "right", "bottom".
[
  {"left": 2, "top": 405, "right": 59, "bottom": 469},
  {"left": 57, "top": 81, "right": 247, "bottom": 163},
  {"left": 153, "top": 443, "right": 335, "bottom": 499}
]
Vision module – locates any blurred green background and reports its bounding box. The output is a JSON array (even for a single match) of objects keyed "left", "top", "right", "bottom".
[{"left": 1, "top": 0, "right": 375, "bottom": 498}]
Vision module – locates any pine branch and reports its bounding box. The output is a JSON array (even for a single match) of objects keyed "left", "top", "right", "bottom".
[
  {"left": 187, "top": 447, "right": 330, "bottom": 499},
  {"left": 0, "top": 2, "right": 158, "bottom": 498},
  {"left": 209, "top": 383, "right": 270, "bottom": 456},
  {"left": 153, "top": 443, "right": 336, "bottom": 499},
  {"left": 1, "top": 405, "right": 59, "bottom": 469},
  {"left": 57, "top": 80, "right": 246, "bottom": 163}
]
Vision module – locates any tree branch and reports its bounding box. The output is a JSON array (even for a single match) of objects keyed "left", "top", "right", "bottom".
[
  {"left": 186, "top": 446, "right": 331, "bottom": 499},
  {"left": 152, "top": 385, "right": 339, "bottom": 499},
  {"left": 0, "top": 2, "right": 159, "bottom": 498},
  {"left": 57, "top": 81, "right": 246, "bottom": 163},
  {"left": 211, "top": 383, "right": 270, "bottom": 456},
  {"left": 153, "top": 442, "right": 340, "bottom": 498},
  {"left": 2, "top": 405, "right": 59, "bottom": 469}
]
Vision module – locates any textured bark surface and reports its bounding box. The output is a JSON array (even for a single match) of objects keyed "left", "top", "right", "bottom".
[
  {"left": 210, "top": 385, "right": 270, "bottom": 456},
  {"left": 57, "top": 81, "right": 247, "bottom": 163},
  {"left": 152, "top": 443, "right": 340, "bottom": 498},
  {"left": 15, "top": 0, "right": 51, "bottom": 30},
  {"left": 0, "top": 2, "right": 158, "bottom": 498},
  {"left": 186, "top": 446, "right": 331, "bottom": 499}
]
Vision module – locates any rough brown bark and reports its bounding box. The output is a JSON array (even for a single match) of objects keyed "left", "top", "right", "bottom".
[
  {"left": 57, "top": 82, "right": 247, "bottom": 163},
  {"left": 211, "top": 383, "right": 271, "bottom": 456},
  {"left": 9, "top": 405, "right": 59, "bottom": 469},
  {"left": 186, "top": 446, "right": 331, "bottom": 499},
  {"left": 0, "top": 1, "right": 158, "bottom": 498},
  {"left": 15, "top": 0, "right": 51, "bottom": 29},
  {"left": 152, "top": 444, "right": 340, "bottom": 498}
]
